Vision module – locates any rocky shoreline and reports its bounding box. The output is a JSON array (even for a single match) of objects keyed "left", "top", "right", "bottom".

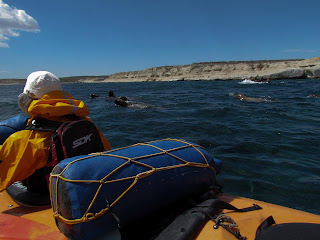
[{"left": 1, "top": 57, "right": 320, "bottom": 84}]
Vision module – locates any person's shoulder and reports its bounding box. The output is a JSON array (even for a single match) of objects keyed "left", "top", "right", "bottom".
[{"left": 1, "top": 130, "right": 48, "bottom": 150}]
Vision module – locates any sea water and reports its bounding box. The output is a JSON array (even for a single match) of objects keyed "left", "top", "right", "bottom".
[{"left": 1, "top": 79, "right": 319, "bottom": 215}]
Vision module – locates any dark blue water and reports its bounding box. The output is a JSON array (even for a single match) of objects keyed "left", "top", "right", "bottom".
[{"left": 1, "top": 80, "right": 320, "bottom": 215}]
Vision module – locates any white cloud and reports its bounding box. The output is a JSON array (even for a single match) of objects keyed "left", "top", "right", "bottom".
[{"left": 0, "top": 0, "right": 40, "bottom": 47}]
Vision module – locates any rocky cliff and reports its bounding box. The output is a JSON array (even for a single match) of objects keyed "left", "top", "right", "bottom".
[
  {"left": 95, "top": 57, "right": 320, "bottom": 83},
  {"left": 1, "top": 57, "right": 320, "bottom": 84}
]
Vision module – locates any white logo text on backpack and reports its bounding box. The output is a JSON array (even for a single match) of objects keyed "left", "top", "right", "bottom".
[{"left": 73, "top": 133, "right": 93, "bottom": 149}]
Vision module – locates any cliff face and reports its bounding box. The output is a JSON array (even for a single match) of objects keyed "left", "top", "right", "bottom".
[
  {"left": 97, "top": 57, "right": 320, "bottom": 83},
  {"left": 1, "top": 58, "right": 320, "bottom": 85}
]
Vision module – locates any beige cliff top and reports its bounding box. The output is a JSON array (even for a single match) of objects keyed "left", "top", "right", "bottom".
[{"left": 1, "top": 57, "right": 320, "bottom": 85}]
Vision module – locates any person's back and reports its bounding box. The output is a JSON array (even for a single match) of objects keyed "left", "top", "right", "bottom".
[{"left": 0, "top": 71, "right": 111, "bottom": 193}]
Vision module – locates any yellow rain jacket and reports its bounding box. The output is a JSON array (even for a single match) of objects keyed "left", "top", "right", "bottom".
[{"left": 0, "top": 91, "right": 111, "bottom": 192}]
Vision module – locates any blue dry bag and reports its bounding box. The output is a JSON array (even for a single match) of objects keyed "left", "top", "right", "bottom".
[{"left": 50, "top": 139, "right": 222, "bottom": 240}]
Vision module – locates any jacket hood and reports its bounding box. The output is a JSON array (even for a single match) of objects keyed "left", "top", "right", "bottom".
[{"left": 27, "top": 91, "right": 89, "bottom": 120}]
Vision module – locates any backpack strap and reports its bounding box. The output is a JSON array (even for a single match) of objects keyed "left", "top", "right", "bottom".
[
  {"left": 25, "top": 115, "right": 80, "bottom": 132},
  {"left": 25, "top": 118, "right": 62, "bottom": 132}
]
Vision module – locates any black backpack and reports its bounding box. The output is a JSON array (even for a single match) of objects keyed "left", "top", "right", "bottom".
[{"left": 24, "top": 116, "right": 105, "bottom": 193}]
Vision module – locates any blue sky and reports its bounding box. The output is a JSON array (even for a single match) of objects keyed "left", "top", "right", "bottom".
[{"left": 0, "top": 0, "right": 319, "bottom": 79}]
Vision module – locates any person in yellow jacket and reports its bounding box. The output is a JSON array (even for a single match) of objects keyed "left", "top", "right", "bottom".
[{"left": 0, "top": 71, "right": 111, "bottom": 192}]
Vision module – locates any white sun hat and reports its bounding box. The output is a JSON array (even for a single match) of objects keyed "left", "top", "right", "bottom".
[{"left": 23, "top": 71, "right": 63, "bottom": 99}]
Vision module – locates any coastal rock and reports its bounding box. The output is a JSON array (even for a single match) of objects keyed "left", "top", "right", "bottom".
[
  {"left": 1, "top": 58, "right": 320, "bottom": 84},
  {"left": 305, "top": 66, "right": 320, "bottom": 78},
  {"left": 103, "top": 57, "right": 320, "bottom": 82},
  {"left": 264, "top": 68, "right": 305, "bottom": 79}
]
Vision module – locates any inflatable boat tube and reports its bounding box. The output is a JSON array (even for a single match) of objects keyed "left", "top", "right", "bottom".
[
  {"left": 0, "top": 115, "right": 29, "bottom": 144},
  {"left": 50, "top": 139, "right": 222, "bottom": 240}
]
